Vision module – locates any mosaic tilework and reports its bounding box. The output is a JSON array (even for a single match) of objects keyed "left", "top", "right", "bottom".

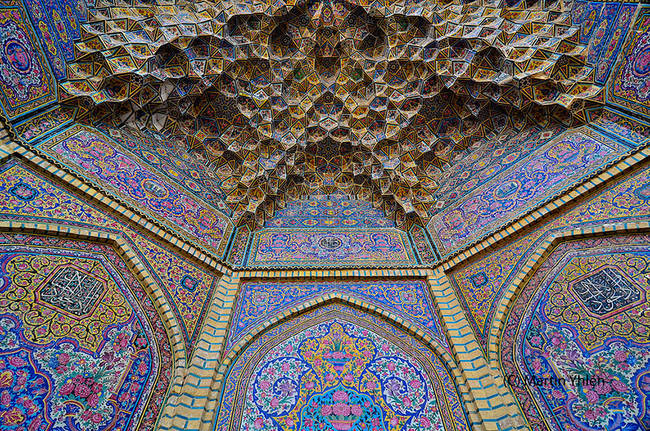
[
  {"left": 59, "top": 0, "right": 618, "bottom": 230},
  {"left": 95, "top": 124, "right": 233, "bottom": 217},
  {"left": 40, "top": 0, "right": 75, "bottom": 62},
  {"left": 0, "top": 159, "right": 218, "bottom": 353},
  {"left": 409, "top": 224, "right": 438, "bottom": 265},
  {"left": 572, "top": 1, "right": 638, "bottom": 85},
  {"left": 587, "top": 107, "right": 650, "bottom": 147},
  {"left": 39, "top": 125, "right": 233, "bottom": 256},
  {"left": 0, "top": 3, "right": 56, "bottom": 120},
  {"left": 501, "top": 235, "right": 650, "bottom": 431},
  {"left": 55, "top": 0, "right": 80, "bottom": 41},
  {"left": 216, "top": 304, "right": 468, "bottom": 431},
  {"left": 428, "top": 128, "right": 627, "bottom": 257},
  {"left": 248, "top": 228, "right": 417, "bottom": 267},
  {"left": 426, "top": 124, "right": 565, "bottom": 218},
  {"left": 609, "top": 6, "right": 650, "bottom": 117},
  {"left": 0, "top": 233, "right": 172, "bottom": 430},
  {"left": 13, "top": 104, "right": 76, "bottom": 143},
  {"left": 266, "top": 194, "right": 394, "bottom": 229},
  {"left": 22, "top": 0, "right": 67, "bottom": 80},
  {"left": 227, "top": 225, "right": 250, "bottom": 267},
  {"left": 450, "top": 162, "right": 650, "bottom": 350},
  {"left": 124, "top": 231, "right": 218, "bottom": 349},
  {"left": 228, "top": 281, "right": 444, "bottom": 351}
]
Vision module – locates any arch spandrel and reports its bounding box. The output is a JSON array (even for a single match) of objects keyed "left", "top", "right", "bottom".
[{"left": 213, "top": 303, "right": 470, "bottom": 431}]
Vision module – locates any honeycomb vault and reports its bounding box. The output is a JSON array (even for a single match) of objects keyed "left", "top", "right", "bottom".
[{"left": 61, "top": 0, "right": 606, "bottom": 228}]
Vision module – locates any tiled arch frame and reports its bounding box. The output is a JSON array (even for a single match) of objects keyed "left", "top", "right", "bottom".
[
  {"left": 485, "top": 221, "right": 650, "bottom": 429},
  {"left": 0, "top": 133, "right": 243, "bottom": 429},
  {"left": 487, "top": 220, "right": 650, "bottom": 370},
  {"left": 208, "top": 292, "right": 475, "bottom": 429},
  {"left": 166, "top": 267, "right": 525, "bottom": 431},
  {"left": 0, "top": 219, "right": 189, "bottom": 427}
]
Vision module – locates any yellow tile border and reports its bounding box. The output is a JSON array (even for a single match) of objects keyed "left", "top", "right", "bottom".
[
  {"left": 160, "top": 273, "right": 240, "bottom": 431},
  {"left": 4, "top": 127, "right": 649, "bottom": 431},
  {"left": 426, "top": 272, "right": 528, "bottom": 431},
  {"left": 0, "top": 219, "right": 187, "bottom": 430}
]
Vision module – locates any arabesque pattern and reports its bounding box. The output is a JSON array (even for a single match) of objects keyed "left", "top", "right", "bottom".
[
  {"left": 0, "top": 233, "right": 172, "bottom": 431},
  {"left": 216, "top": 304, "right": 468, "bottom": 431}
]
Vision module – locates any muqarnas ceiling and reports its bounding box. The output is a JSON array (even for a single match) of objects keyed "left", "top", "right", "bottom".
[{"left": 61, "top": 0, "right": 610, "bottom": 228}]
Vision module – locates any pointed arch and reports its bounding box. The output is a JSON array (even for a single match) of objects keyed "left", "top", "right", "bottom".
[
  {"left": 487, "top": 221, "right": 650, "bottom": 369},
  {"left": 207, "top": 295, "right": 474, "bottom": 431},
  {"left": 0, "top": 220, "right": 186, "bottom": 428},
  {"left": 490, "top": 223, "right": 650, "bottom": 430}
]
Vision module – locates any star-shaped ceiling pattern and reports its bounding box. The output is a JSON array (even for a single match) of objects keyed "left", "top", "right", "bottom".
[{"left": 60, "top": 0, "right": 604, "bottom": 228}]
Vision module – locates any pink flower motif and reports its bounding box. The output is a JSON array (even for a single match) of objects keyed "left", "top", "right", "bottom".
[
  {"left": 420, "top": 417, "right": 431, "bottom": 428},
  {"left": 281, "top": 363, "right": 290, "bottom": 372},
  {"left": 387, "top": 362, "right": 396, "bottom": 371},
  {"left": 409, "top": 380, "right": 421, "bottom": 389},
  {"left": 332, "top": 391, "right": 349, "bottom": 402},
  {"left": 254, "top": 417, "right": 264, "bottom": 429},
  {"left": 614, "top": 351, "right": 627, "bottom": 362},
  {"left": 88, "top": 393, "right": 100, "bottom": 408},
  {"left": 8, "top": 356, "right": 26, "bottom": 367},
  {"left": 344, "top": 374, "right": 354, "bottom": 383},
  {"left": 594, "top": 382, "right": 611, "bottom": 395},
  {"left": 332, "top": 403, "right": 351, "bottom": 416},
  {"left": 321, "top": 405, "right": 333, "bottom": 416},
  {"left": 91, "top": 413, "right": 103, "bottom": 424},
  {"left": 350, "top": 405, "right": 363, "bottom": 416},
  {"left": 270, "top": 397, "right": 279, "bottom": 408},
  {"left": 75, "top": 384, "right": 92, "bottom": 399},
  {"left": 60, "top": 382, "right": 74, "bottom": 396},
  {"left": 612, "top": 379, "right": 628, "bottom": 392},
  {"left": 259, "top": 380, "right": 271, "bottom": 391},
  {"left": 0, "top": 390, "right": 10, "bottom": 406},
  {"left": 305, "top": 381, "right": 315, "bottom": 390},
  {"left": 402, "top": 396, "right": 412, "bottom": 407},
  {"left": 390, "top": 417, "right": 399, "bottom": 426},
  {"left": 585, "top": 390, "right": 599, "bottom": 403},
  {"left": 366, "top": 381, "right": 377, "bottom": 390},
  {"left": 325, "top": 373, "right": 335, "bottom": 382},
  {"left": 58, "top": 353, "right": 70, "bottom": 366}
]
